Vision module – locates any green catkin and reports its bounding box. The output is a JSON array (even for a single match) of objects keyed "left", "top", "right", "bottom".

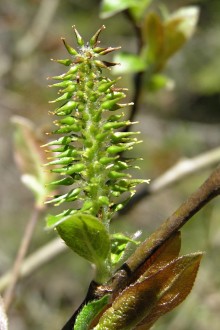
[{"left": 46, "top": 25, "right": 146, "bottom": 225}]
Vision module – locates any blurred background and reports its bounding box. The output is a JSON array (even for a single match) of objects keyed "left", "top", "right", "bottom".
[{"left": 0, "top": 0, "right": 220, "bottom": 329}]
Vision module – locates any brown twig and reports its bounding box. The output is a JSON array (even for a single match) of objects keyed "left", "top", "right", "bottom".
[
  {"left": 3, "top": 206, "right": 41, "bottom": 311},
  {"left": 0, "top": 238, "right": 66, "bottom": 293}
]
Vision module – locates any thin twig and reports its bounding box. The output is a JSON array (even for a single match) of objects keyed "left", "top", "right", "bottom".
[
  {"left": 0, "top": 238, "right": 66, "bottom": 293},
  {"left": 3, "top": 206, "right": 41, "bottom": 311},
  {"left": 15, "top": 0, "right": 60, "bottom": 57}
]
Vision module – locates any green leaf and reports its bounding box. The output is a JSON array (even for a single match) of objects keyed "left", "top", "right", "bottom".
[
  {"left": 143, "top": 7, "right": 199, "bottom": 71},
  {"left": 142, "top": 12, "right": 165, "bottom": 68},
  {"left": 163, "top": 6, "right": 199, "bottom": 61},
  {"left": 111, "top": 233, "right": 140, "bottom": 266},
  {"left": 113, "top": 53, "right": 146, "bottom": 74},
  {"left": 129, "top": 0, "right": 153, "bottom": 21},
  {"left": 11, "top": 116, "right": 56, "bottom": 208},
  {"left": 74, "top": 295, "right": 110, "bottom": 330},
  {"left": 100, "top": 0, "right": 153, "bottom": 20},
  {"left": 55, "top": 213, "right": 111, "bottom": 281}
]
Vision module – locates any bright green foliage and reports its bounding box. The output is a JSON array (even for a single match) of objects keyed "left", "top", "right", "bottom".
[
  {"left": 56, "top": 213, "right": 111, "bottom": 282},
  {"left": 74, "top": 295, "right": 110, "bottom": 330},
  {"left": 100, "top": 0, "right": 153, "bottom": 20},
  {"left": 142, "top": 6, "right": 199, "bottom": 71},
  {"left": 110, "top": 233, "right": 140, "bottom": 266}
]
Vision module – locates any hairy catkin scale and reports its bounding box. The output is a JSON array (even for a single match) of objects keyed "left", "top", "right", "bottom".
[{"left": 45, "top": 26, "right": 146, "bottom": 225}]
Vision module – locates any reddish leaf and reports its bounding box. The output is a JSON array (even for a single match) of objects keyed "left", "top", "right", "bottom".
[
  {"left": 95, "top": 252, "right": 202, "bottom": 330},
  {"left": 130, "top": 231, "right": 181, "bottom": 284},
  {"left": 136, "top": 252, "right": 203, "bottom": 329}
]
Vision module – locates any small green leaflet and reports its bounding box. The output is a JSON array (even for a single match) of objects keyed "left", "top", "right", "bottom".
[
  {"left": 74, "top": 295, "right": 110, "bottom": 330},
  {"left": 111, "top": 233, "right": 140, "bottom": 266},
  {"left": 100, "top": 0, "right": 153, "bottom": 21},
  {"left": 55, "top": 213, "right": 111, "bottom": 267}
]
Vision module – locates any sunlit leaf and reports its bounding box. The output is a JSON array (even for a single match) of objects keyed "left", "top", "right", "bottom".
[
  {"left": 100, "top": 0, "right": 153, "bottom": 20},
  {"left": 142, "top": 7, "right": 199, "bottom": 71},
  {"left": 113, "top": 53, "right": 146, "bottom": 74},
  {"left": 11, "top": 116, "right": 55, "bottom": 208},
  {"left": 163, "top": 7, "right": 199, "bottom": 62},
  {"left": 129, "top": 0, "right": 153, "bottom": 21},
  {"left": 56, "top": 213, "right": 111, "bottom": 273},
  {"left": 111, "top": 233, "right": 140, "bottom": 266},
  {"left": 142, "top": 12, "right": 164, "bottom": 67},
  {"left": 74, "top": 295, "right": 110, "bottom": 330}
]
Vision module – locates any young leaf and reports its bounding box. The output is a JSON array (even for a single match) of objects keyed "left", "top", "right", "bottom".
[
  {"left": 11, "top": 116, "right": 55, "bottom": 208},
  {"left": 113, "top": 53, "right": 147, "bottom": 74},
  {"left": 136, "top": 253, "right": 203, "bottom": 329},
  {"left": 56, "top": 213, "right": 111, "bottom": 281},
  {"left": 95, "top": 252, "right": 202, "bottom": 330},
  {"left": 142, "top": 12, "right": 164, "bottom": 67},
  {"left": 163, "top": 6, "right": 199, "bottom": 61},
  {"left": 110, "top": 233, "right": 140, "bottom": 267},
  {"left": 74, "top": 295, "right": 110, "bottom": 330},
  {"left": 100, "top": 0, "right": 153, "bottom": 20},
  {"left": 143, "top": 7, "right": 199, "bottom": 71},
  {"left": 100, "top": 0, "right": 136, "bottom": 19},
  {"left": 133, "top": 231, "right": 181, "bottom": 283}
]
